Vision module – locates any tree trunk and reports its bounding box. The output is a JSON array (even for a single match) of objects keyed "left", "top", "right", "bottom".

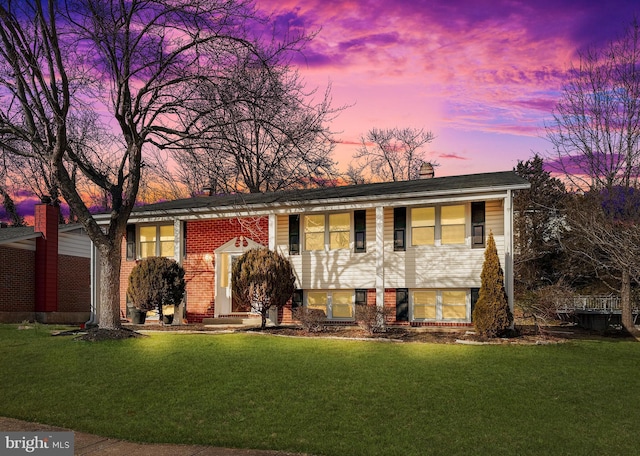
[
  {"left": 98, "top": 244, "right": 123, "bottom": 330},
  {"left": 620, "top": 267, "right": 640, "bottom": 340}
]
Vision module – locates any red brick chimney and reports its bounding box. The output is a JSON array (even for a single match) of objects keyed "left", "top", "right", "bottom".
[{"left": 34, "top": 200, "right": 59, "bottom": 313}]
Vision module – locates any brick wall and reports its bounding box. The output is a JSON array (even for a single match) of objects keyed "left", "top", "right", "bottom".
[
  {"left": 58, "top": 255, "right": 90, "bottom": 313},
  {"left": 119, "top": 216, "right": 269, "bottom": 323},
  {"left": 0, "top": 246, "right": 35, "bottom": 313}
]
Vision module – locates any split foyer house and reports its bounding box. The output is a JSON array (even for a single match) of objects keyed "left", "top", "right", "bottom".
[{"left": 93, "top": 171, "right": 530, "bottom": 326}]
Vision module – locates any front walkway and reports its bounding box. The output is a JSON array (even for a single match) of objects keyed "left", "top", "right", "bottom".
[{"left": 0, "top": 417, "right": 308, "bottom": 456}]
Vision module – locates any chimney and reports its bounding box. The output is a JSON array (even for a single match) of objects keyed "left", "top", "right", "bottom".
[
  {"left": 419, "top": 162, "right": 435, "bottom": 179},
  {"left": 34, "top": 200, "right": 59, "bottom": 313}
]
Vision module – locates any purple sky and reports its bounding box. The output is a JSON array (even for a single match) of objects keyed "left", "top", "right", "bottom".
[{"left": 258, "top": 0, "right": 640, "bottom": 176}]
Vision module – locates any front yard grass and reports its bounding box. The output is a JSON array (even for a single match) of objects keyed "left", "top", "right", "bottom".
[{"left": 0, "top": 324, "right": 638, "bottom": 455}]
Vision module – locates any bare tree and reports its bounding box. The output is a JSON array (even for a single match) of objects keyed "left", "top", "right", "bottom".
[
  {"left": 0, "top": 0, "right": 265, "bottom": 330},
  {"left": 547, "top": 20, "right": 640, "bottom": 337},
  {"left": 513, "top": 155, "right": 567, "bottom": 292},
  {"left": 171, "top": 47, "right": 342, "bottom": 195},
  {"left": 353, "top": 127, "right": 435, "bottom": 182}
]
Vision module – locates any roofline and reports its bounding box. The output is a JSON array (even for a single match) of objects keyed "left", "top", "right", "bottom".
[
  {"left": 111, "top": 180, "right": 530, "bottom": 224},
  {"left": 0, "top": 231, "right": 41, "bottom": 245}
]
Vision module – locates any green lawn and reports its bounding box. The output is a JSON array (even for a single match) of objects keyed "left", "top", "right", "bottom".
[{"left": 0, "top": 325, "right": 638, "bottom": 456}]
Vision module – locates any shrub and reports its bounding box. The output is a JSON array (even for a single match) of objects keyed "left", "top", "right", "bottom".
[
  {"left": 292, "top": 307, "right": 326, "bottom": 332},
  {"left": 127, "top": 257, "right": 185, "bottom": 324},
  {"left": 355, "top": 304, "right": 391, "bottom": 334},
  {"left": 472, "top": 231, "right": 513, "bottom": 337},
  {"left": 232, "top": 248, "right": 295, "bottom": 329},
  {"left": 518, "top": 280, "right": 575, "bottom": 333}
]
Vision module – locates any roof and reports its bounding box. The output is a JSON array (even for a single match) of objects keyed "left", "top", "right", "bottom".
[
  {"left": 122, "top": 171, "right": 529, "bottom": 219},
  {"left": 0, "top": 223, "right": 86, "bottom": 245},
  {"left": 0, "top": 226, "right": 39, "bottom": 244}
]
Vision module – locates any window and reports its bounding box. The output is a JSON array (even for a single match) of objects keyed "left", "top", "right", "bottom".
[
  {"left": 355, "top": 289, "right": 367, "bottom": 306},
  {"left": 413, "top": 291, "right": 436, "bottom": 319},
  {"left": 354, "top": 210, "right": 366, "bottom": 253},
  {"left": 289, "top": 214, "right": 300, "bottom": 255},
  {"left": 441, "top": 205, "right": 466, "bottom": 244},
  {"left": 442, "top": 290, "right": 467, "bottom": 319},
  {"left": 411, "top": 289, "right": 468, "bottom": 321},
  {"left": 411, "top": 207, "right": 435, "bottom": 246},
  {"left": 303, "top": 212, "right": 351, "bottom": 251},
  {"left": 304, "top": 214, "right": 325, "bottom": 251},
  {"left": 393, "top": 207, "right": 406, "bottom": 251},
  {"left": 138, "top": 225, "right": 175, "bottom": 258},
  {"left": 471, "top": 202, "right": 485, "bottom": 248},
  {"left": 307, "top": 291, "right": 328, "bottom": 316},
  {"left": 306, "top": 290, "right": 355, "bottom": 319},
  {"left": 332, "top": 291, "right": 353, "bottom": 318},
  {"left": 329, "top": 213, "right": 350, "bottom": 249}
]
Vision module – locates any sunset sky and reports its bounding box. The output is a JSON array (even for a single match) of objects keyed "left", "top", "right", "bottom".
[{"left": 258, "top": 0, "right": 640, "bottom": 176}]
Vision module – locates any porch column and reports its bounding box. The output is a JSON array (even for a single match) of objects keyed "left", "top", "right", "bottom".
[
  {"left": 375, "top": 206, "right": 385, "bottom": 311},
  {"left": 503, "top": 190, "right": 514, "bottom": 314},
  {"left": 173, "top": 218, "right": 184, "bottom": 325}
]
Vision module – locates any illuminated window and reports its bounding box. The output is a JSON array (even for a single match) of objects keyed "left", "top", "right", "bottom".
[
  {"left": 411, "top": 289, "right": 468, "bottom": 321},
  {"left": 441, "top": 205, "right": 465, "bottom": 244},
  {"left": 307, "top": 291, "right": 328, "bottom": 316},
  {"left": 305, "top": 290, "right": 355, "bottom": 319},
  {"left": 332, "top": 291, "right": 353, "bottom": 318},
  {"left": 304, "top": 213, "right": 352, "bottom": 251},
  {"left": 329, "top": 213, "right": 350, "bottom": 250},
  {"left": 138, "top": 225, "right": 175, "bottom": 258},
  {"left": 413, "top": 291, "right": 437, "bottom": 319},
  {"left": 442, "top": 290, "right": 467, "bottom": 319},
  {"left": 304, "top": 215, "right": 325, "bottom": 251},
  {"left": 411, "top": 207, "right": 435, "bottom": 246}
]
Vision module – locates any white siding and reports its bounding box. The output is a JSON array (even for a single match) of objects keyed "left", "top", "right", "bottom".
[
  {"left": 276, "top": 211, "right": 377, "bottom": 289},
  {"left": 59, "top": 232, "right": 91, "bottom": 258},
  {"left": 384, "top": 200, "right": 505, "bottom": 289}
]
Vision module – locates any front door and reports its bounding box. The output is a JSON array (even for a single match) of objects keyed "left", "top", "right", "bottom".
[{"left": 230, "top": 255, "right": 250, "bottom": 312}]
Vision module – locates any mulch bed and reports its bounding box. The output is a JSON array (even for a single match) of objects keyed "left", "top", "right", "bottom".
[{"left": 53, "top": 322, "right": 633, "bottom": 343}]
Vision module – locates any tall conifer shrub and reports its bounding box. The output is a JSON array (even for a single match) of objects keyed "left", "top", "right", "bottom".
[{"left": 472, "top": 231, "right": 513, "bottom": 337}]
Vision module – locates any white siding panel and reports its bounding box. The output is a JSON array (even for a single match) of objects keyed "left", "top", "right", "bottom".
[{"left": 59, "top": 232, "right": 91, "bottom": 258}]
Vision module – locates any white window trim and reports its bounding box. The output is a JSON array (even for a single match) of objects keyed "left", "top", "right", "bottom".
[
  {"left": 409, "top": 289, "right": 470, "bottom": 322},
  {"left": 137, "top": 224, "right": 175, "bottom": 259},
  {"left": 407, "top": 204, "right": 470, "bottom": 248},
  {"left": 303, "top": 212, "right": 352, "bottom": 252},
  {"left": 305, "top": 290, "right": 356, "bottom": 320}
]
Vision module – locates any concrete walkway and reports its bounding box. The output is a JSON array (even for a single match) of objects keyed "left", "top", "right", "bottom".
[{"left": 0, "top": 417, "right": 308, "bottom": 456}]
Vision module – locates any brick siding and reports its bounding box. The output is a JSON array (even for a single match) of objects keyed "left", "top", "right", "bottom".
[
  {"left": 119, "top": 216, "right": 269, "bottom": 323},
  {"left": 58, "top": 255, "right": 90, "bottom": 313},
  {"left": 0, "top": 246, "right": 35, "bottom": 313}
]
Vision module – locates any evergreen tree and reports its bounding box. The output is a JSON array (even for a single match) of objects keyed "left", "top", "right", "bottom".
[
  {"left": 127, "top": 257, "right": 186, "bottom": 324},
  {"left": 472, "top": 231, "right": 513, "bottom": 337},
  {"left": 232, "top": 248, "right": 295, "bottom": 329}
]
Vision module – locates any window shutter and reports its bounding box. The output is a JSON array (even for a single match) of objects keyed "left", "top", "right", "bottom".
[
  {"left": 396, "top": 288, "right": 409, "bottom": 321},
  {"left": 393, "top": 207, "right": 406, "bottom": 251},
  {"left": 354, "top": 210, "right": 366, "bottom": 253},
  {"left": 289, "top": 214, "right": 300, "bottom": 255},
  {"left": 472, "top": 202, "right": 485, "bottom": 248},
  {"left": 355, "top": 289, "right": 367, "bottom": 306},
  {"left": 292, "top": 289, "right": 303, "bottom": 309},
  {"left": 470, "top": 288, "right": 480, "bottom": 321},
  {"left": 126, "top": 224, "right": 136, "bottom": 261}
]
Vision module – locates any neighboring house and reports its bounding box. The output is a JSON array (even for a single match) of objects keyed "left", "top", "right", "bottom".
[
  {"left": 0, "top": 203, "right": 92, "bottom": 324},
  {"left": 93, "top": 171, "right": 530, "bottom": 326}
]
